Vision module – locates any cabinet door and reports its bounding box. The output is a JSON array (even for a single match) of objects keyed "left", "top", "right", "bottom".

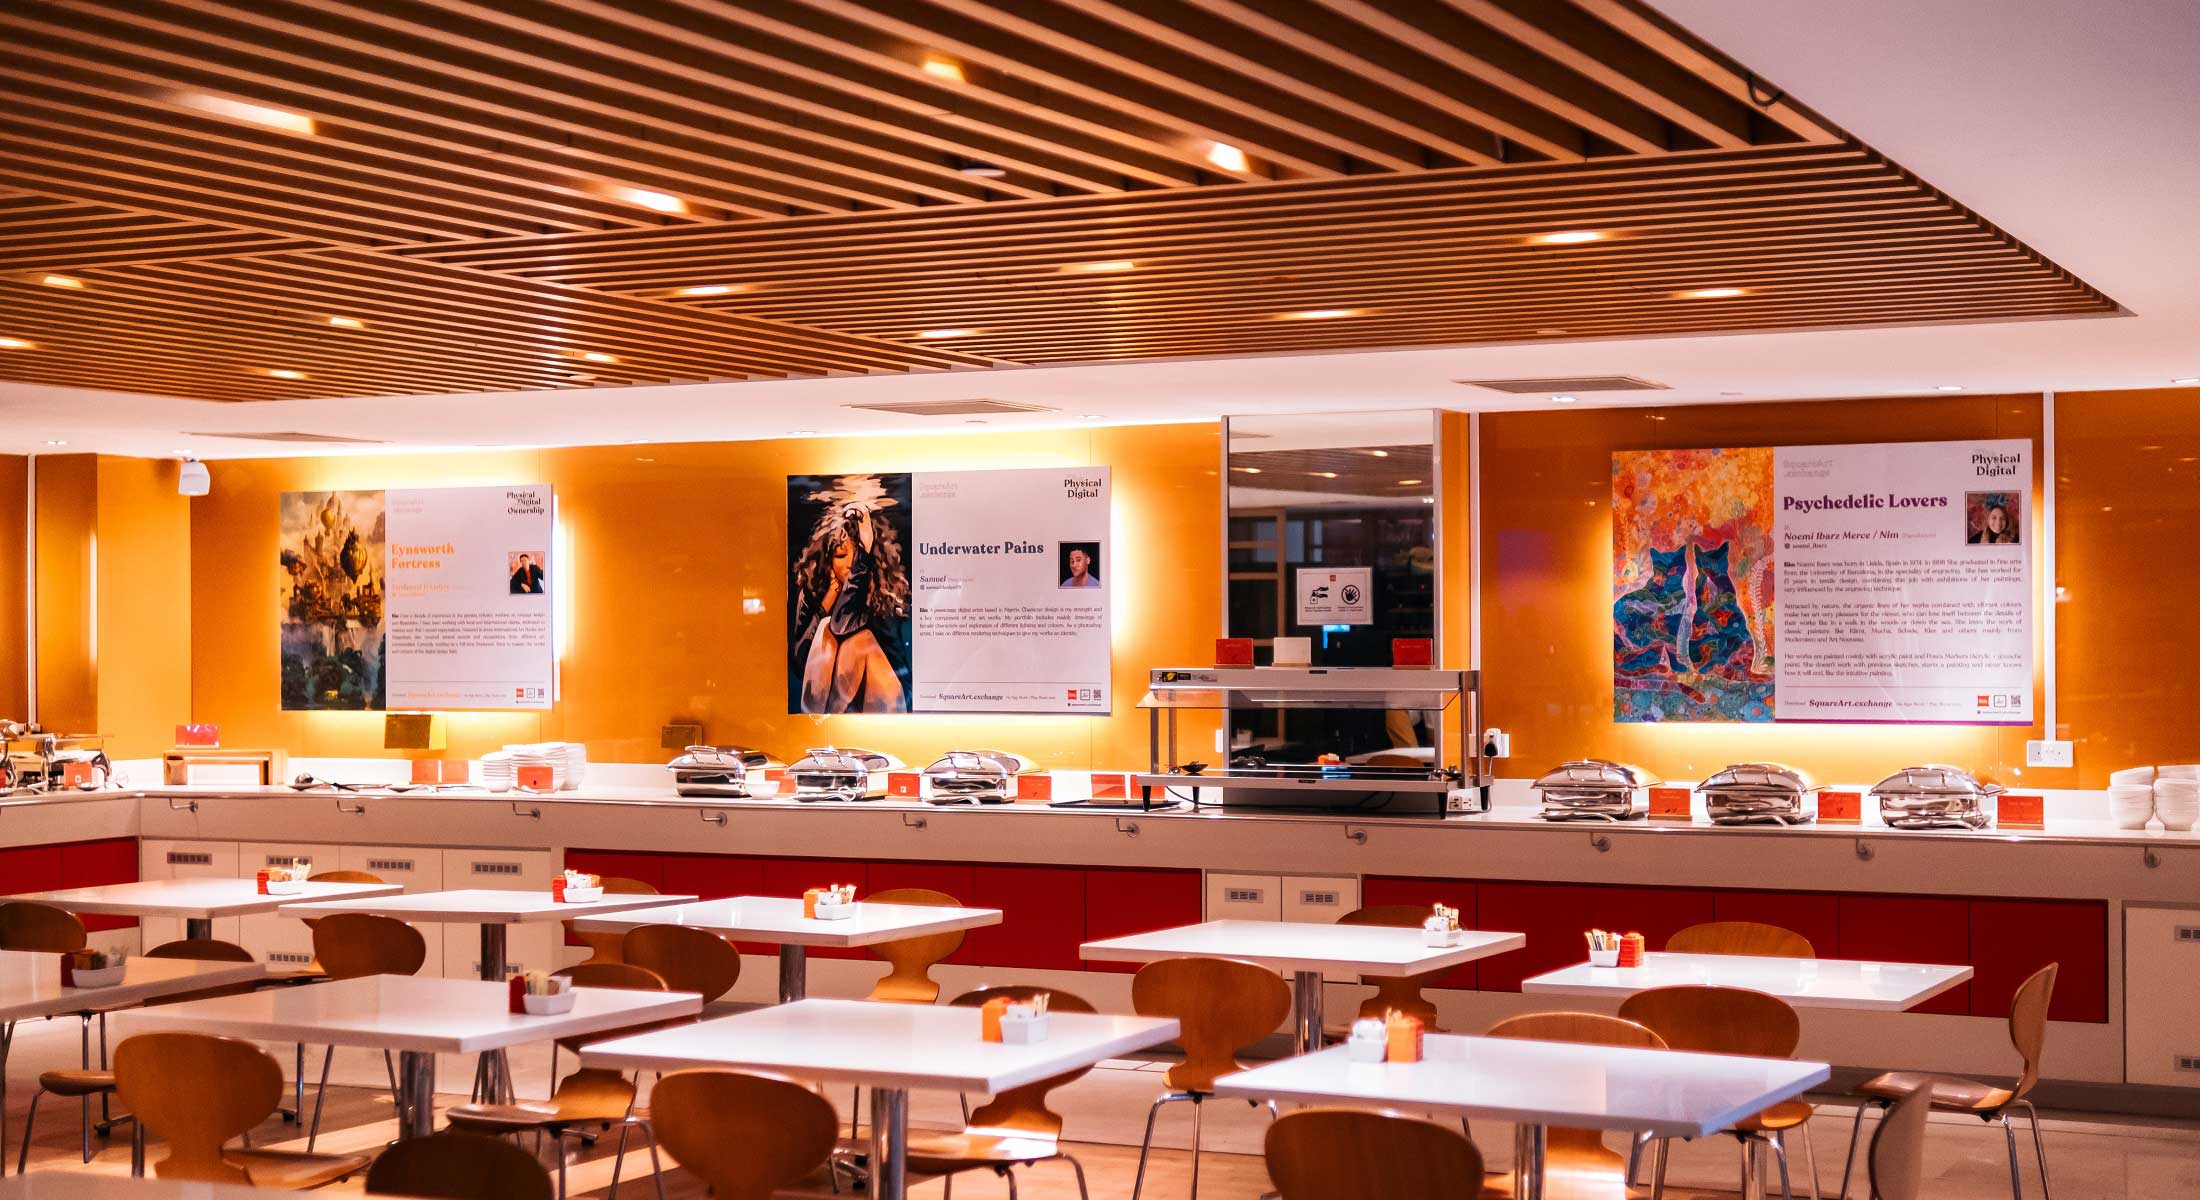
[
  {"left": 1836, "top": 895, "right": 1971, "bottom": 1015},
  {"left": 235, "top": 842, "right": 343, "bottom": 965},
  {"left": 335, "top": 846, "right": 443, "bottom": 977},
  {"left": 2125, "top": 906, "right": 2200, "bottom": 1087},
  {"left": 964, "top": 865, "right": 1085, "bottom": 971},
  {"left": 57, "top": 839, "right": 138, "bottom": 932},
  {"left": 1970, "top": 899, "right": 2106, "bottom": 1023},
  {"left": 659, "top": 854, "right": 763, "bottom": 902},
  {"left": 1084, "top": 867, "right": 1202, "bottom": 975},
  {"left": 564, "top": 850, "right": 668, "bottom": 892},
  {"left": 441, "top": 849, "right": 556, "bottom": 980},
  {"left": 136, "top": 840, "right": 240, "bottom": 948},
  {"left": 1360, "top": 876, "right": 1480, "bottom": 988}
]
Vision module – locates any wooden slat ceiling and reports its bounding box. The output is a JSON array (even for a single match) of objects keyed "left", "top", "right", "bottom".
[{"left": 0, "top": 0, "right": 2118, "bottom": 402}]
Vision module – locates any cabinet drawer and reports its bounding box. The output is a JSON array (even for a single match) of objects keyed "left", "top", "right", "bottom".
[{"left": 1206, "top": 873, "right": 1281, "bottom": 923}]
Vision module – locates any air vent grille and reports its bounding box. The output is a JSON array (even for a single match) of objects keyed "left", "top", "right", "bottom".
[
  {"left": 268, "top": 951, "right": 315, "bottom": 965},
  {"left": 1298, "top": 889, "right": 1341, "bottom": 907},
  {"left": 166, "top": 852, "right": 213, "bottom": 866},
  {"left": 472, "top": 861, "right": 522, "bottom": 876},
  {"left": 367, "top": 859, "right": 416, "bottom": 873},
  {"left": 1454, "top": 375, "right": 1669, "bottom": 394},
  {"left": 1224, "top": 888, "right": 1266, "bottom": 904},
  {"left": 183, "top": 430, "right": 388, "bottom": 444},
  {"left": 2178, "top": 1055, "right": 2200, "bottom": 1073},
  {"left": 844, "top": 399, "right": 1055, "bottom": 417}
]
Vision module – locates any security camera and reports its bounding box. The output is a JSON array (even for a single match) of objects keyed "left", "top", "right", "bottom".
[{"left": 177, "top": 458, "right": 210, "bottom": 497}]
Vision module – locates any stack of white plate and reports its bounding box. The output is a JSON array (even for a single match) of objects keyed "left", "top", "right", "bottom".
[
  {"left": 2108, "top": 766, "right": 2157, "bottom": 829},
  {"left": 2154, "top": 765, "right": 2200, "bottom": 831},
  {"left": 478, "top": 751, "right": 516, "bottom": 792},
  {"left": 500, "top": 742, "right": 589, "bottom": 791}
]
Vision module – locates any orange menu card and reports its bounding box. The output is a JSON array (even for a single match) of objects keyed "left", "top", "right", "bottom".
[
  {"left": 1819, "top": 790, "right": 1862, "bottom": 824},
  {"left": 1647, "top": 787, "right": 1692, "bottom": 821}
]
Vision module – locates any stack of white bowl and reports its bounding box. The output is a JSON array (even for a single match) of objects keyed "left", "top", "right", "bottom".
[
  {"left": 2155, "top": 765, "right": 2200, "bottom": 831},
  {"left": 2108, "top": 765, "right": 2157, "bottom": 829}
]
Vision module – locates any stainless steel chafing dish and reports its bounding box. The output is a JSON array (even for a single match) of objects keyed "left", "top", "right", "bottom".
[
  {"left": 1533, "top": 760, "right": 1659, "bottom": 821},
  {"left": 667, "top": 746, "right": 771, "bottom": 799},
  {"left": 1871, "top": 764, "right": 1999, "bottom": 830},
  {"left": 922, "top": 750, "right": 1026, "bottom": 805},
  {"left": 1699, "top": 762, "right": 1818, "bottom": 825},
  {"left": 788, "top": 746, "right": 893, "bottom": 802}
]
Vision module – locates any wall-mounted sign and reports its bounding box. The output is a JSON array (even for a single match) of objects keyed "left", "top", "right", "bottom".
[
  {"left": 1295, "top": 566, "right": 1373, "bottom": 625},
  {"left": 280, "top": 485, "right": 555, "bottom": 711},
  {"left": 1613, "top": 439, "right": 2032, "bottom": 725},
  {"left": 787, "top": 467, "right": 1111, "bottom": 715}
]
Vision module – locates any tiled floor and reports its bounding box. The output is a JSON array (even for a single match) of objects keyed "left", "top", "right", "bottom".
[{"left": 6, "top": 1015, "right": 2197, "bottom": 1197}]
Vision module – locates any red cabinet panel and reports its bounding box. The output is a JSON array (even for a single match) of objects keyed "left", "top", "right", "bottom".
[
  {"left": 1837, "top": 895, "right": 1971, "bottom": 1014},
  {"left": 1083, "top": 867, "right": 1201, "bottom": 975},
  {"left": 1360, "top": 876, "right": 1480, "bottom": 989},
  {"left": 1710, "top": 890, "right": 1841, "bottom": 959},
  {"left": 760, "top": 859, "right": 871, "bottom": 959},
  {"left": 0, "top": 846, "right": 64, "bottom": 899},
  {"left": 59, "top": 838, "right": 138, "bottom": 932},
  {"left": 965, "top": 866, "right": 1086, "bottom": 971},
  {"left": 563, "top": 849, "right": 668, "bottom": 892},
  {"left": 1476, "top": 882, "right": 1715, "bottom": 992},
  {"left": 1969, "top": 900, "right": 2106, "bottom": 1023},
  {"left": 659, "top": 854, "right": 763, "bottom": 902}
]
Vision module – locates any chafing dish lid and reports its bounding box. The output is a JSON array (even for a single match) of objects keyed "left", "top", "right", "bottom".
[
  {"left": 669, "top": 746, "right": 770, "bottom": 774},
  {"left": 791, "top": 746, "right": 895, "bottom": 775},
  {"left": 922, "top": 750, "right": 1028, "bottom": 782},
  {"left": 1698, "top": 762, "right": 1817, "bottom": 794},
  {"left": 1532, "top": 759, "right": 1661, "bottom": 791},
  {"left": 1868, "top": 764, "right": 2003, "bottom": 798}
]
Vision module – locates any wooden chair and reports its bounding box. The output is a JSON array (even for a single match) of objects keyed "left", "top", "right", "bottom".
[
  {"left": 566, "top": 877, "right": 658, "bottom": 966},
  {"left": 1483, "top": 1012, "right": 1669, "bottom": 1199},
  {"left": 1842, "top": 964, "right": 2057, "bottom": 1200},
  {"left": 863, "top": 887, "right": 967, "bottom": 1004},
  {"left": 1130, "top": 956, "right": 1293, "bottom": 1200},
  {"left": 1338, "top": 904, "right": 1446, "bottom": 1027},
  {"left": 365, "top": 1131, "right": 554, "bottom": 1200},
  {"left": 0, "top": 901, "right": 88, "bottom": 952},
  {"left": 619, "top": 925, "right": 741, "bottom": 1002},
  {"left": 1867, "top": 1087, "right": 1932, "bottom": 1200},
  {"left": 113, "top": 1032, "right": 370, "bottom": 1187},
  {"left": 305, "top": 913, "right": 428, "bottom": 1151},
  {"left": 1667, "top": 921, "right": 1817, "bottom": 959},
  {"left": 650, "top": 1070, "right": 840, "bottom": 1200},
  {"left": 1619, "top": 986, "right": 1815, "bottom": 1199},
  {"left": 269, "top": 871, "right": 388, "bottom": 1124},
  {"left": 907, "top": 986, "right": 1100, "bottom": 1199},
  {"left": 544, "top": 962, "right": 676, "bottom": 1090},
  {"left": 1266, "top": 1108, "right": 1485, "bottom": 1200}
]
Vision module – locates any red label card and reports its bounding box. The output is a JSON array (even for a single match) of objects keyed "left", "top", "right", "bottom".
[
  {"left": 174, "top": 723, "right": 220, "bottom": 747},
  {"left": 1391, "top": 638, "right": 1433, "bottom": 667},
  {"left": 1090, "top": 773, "right": 1129, "bottom": 799},
  {"left": 1819, "top": 790, "right": 1862, "bottom": 824},
  {"left": 886, "top": 772, "right": 921, "bottom": 798},
  {"left": 1998, "top": 793, "right": 2045, "bottom": 828},
  {"left": 1648, "top": 787, "right": 1692, "bottom": 821},
  {"left": 515, "top": 764, "right": 555, "bottom": 791},
  {"left": 1015, "top": 774, "right": 1053, "bottom": 801},
  {"left": 1214, "top": 638, "right": 1254, "bottom": 667},
  {"left": 61, "top": 762, "right": 94, "bottom": 788}
]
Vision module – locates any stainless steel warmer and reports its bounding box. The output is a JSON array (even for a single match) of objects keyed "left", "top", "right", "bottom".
[
  {"left": 922, "top": 750, "right": 1025, "bottom": 805},
  {"left": 1699, "top": 762, "right": 1818, "bottom": 825},
  {"left": 788, "top": 747, "right": 893, "bottom": 802},
  {"left": 1870, "top": 764, "right": 1999, "bottom": 830},
  {"left": 1533, "top": 760, "right": 1659, "bottom": 821},
  {"left": 667, "top": 746, "right": 771, "bottom": 799}
]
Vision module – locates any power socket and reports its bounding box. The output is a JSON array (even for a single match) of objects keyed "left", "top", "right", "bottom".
[{"left": 2025, "top": 739, "right": 2074, "bottom": 768}]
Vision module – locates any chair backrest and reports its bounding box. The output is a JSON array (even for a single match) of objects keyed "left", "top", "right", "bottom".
[
  {"left": 1266, "top": 1108, "right": 1484, "bottom": 1200},
  {"left": 1484, "top": 1011, "right": 1668, "bottom": 1174},
  {"left": 555, "top": 961, "right": 669, "bottom": 991},
  {"left": 114, "top": 1032, "right": 281, "bottom": 1183},
  {"left": 566, "top": 877, "right": 658, "bottom": 964},
  {"left": 1132, "top": 956, "right": 1292, "bottom": 1093},
  {"left": 310, "top": 913, "right": 427, "bottom": 980},
  {"left": 2007, "top": 962, "right": 2058, "bottom": 1101},
  {"left": 620, "top": 924, "right": 741, "bottom": 1003},
  {"left": 144, "top": 938, "right": 261, "bottom": 1002},
  {"left": 949, "top": 985, "right": 1100, "bottom": 1136},
  {"left": 864, "top": 888, "right": 966, "bottom": 1004},
  {"left": 650, "top": 1070, "right": 839, "bottom": 1200},
  {"left": 306, "top": 870, "right": 387, "bottom": 885},
  {"left": 365, "top": 1132, "right": 554, "bottom": 1200},
  {"left": 1666, "top": 921, "right": 1816, "bottom": 958},
  {"left": 1337, "top": 904, "right": 1447, "bottom": 1027},
  {"left": 1868, "top": 1085, "right": 1932, "bottom": 1200},
  {"left": 0, "top": 901, "right": 87, "bottom": 952},
  {"left": 1617, "top": 985, "right": 1802, "bottom": 1058}
]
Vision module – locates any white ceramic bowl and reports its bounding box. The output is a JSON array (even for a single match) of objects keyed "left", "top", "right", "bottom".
[
  {"left": 2109, "top": 765, "right": 2158, "bottom": 786},
  {"left": 2156, "top": 764, "right": 2200, "bottom": 781},
  {"left": 560, "top": 886, "right": 603, "bottom": 904},
  {"left": 70, "top": 963, "right": 127, "bottom": 989},
  {"left": 522, "top": 990, "right": 577, "bottom": 1015},
  {"left": 2109, "top": 795, "right": 2157, "bottom": 830}
]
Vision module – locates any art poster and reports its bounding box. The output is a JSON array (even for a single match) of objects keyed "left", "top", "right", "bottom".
[
  {"left": 1613, "top": 439, "right": 2032, "bottom": 725},
  {"left": 787, "top": 467, "right": 1111, "bottom": 715},
  {"left": 280, "top": 485, "right": 554, "bottom": 711}
]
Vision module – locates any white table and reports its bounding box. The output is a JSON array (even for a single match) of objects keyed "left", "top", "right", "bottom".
[
  {"left": 582, "top": 997, "right": 1179, "bottom": 1200},
  {"left": 113, "top": 974, "right": 700, "bottom": 1140},
  {"left": 0, "top": 950, "right": 266, "bottom": 1175},
  {"left": 1520, "top": 952, "right": 1975, "bottom": 1011},
  {"left": 1213, "top": 1034, "right": 1829, "bottom": 1200},
  {"left": 18, "top": 878, "right": 404, "bottom": 942},
  {"left": 0, "top": 1172, "right": 440, "bottom": 1200},
  {"left": 1080, "top": 918, "right": 1527, "bottom": 1052},
  {"left": 571, "top": 895, "right": 1004, "bottom": 1003}
]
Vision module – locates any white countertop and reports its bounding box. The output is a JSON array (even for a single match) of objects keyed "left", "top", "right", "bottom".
[
  {"left": 1521, "top": 952, "right": 1975, "bottom": 1012},
  {"left": 113, "top": 974, "right": 701, "bottom": 1053},
  {"left": 17, "top": 877, "right": 402, "bottom": 919},
  {"left": 1080, "top": 918, "right": 1525, "bottom": 975},
  {"left": 274, "top": 888, "right": 697, "bottom": 925},
  {"left": 0, "top": 950, "right": 267, "bottom": 1022},
  {"left": 569, "top": 895, "right": 1002, "bottom": 946},
  {"left": 1212, "top": 1033, "right": 1830, "bottom": 1139},
  {"left": 581, "top": 997, "right": 1180, "bottom": 1093}
]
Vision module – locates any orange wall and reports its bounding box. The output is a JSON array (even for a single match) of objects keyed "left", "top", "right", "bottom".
[
  {"left": 92, "top": 457, "right": 191, "bottom": 756},
  {"left": 0, "top": 456, "right": 25, "bottom": 720},
  {"left": 189, "top": 424, "right": 1223, "bottom": 769},
  {"left": 32, "top": 455, "right": 96, "bottom": 735},
  {"left": 1479, "top": 394, "right": 2060, "bottom": 789}
]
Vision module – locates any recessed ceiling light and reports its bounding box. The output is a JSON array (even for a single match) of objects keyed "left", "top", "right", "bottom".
[
  {"left": 578, "top": 351, "right": 619, "bottom": 364},
  {"left": 43, "top": 440, "right": 67, "bottom": 447},
  {"left": 1309, "top": 471, "right": 1339, "bottom": 479},
  {"left": 326, "top": 316, "right": 366, "bottom": 329},
  {"left": 673, "top": 284, "right": 738, "bottom": 297},
  {"left": 1676, "top": 286, "right": 1747, "bottom": 299},
  {"left": 788, "top": 429, "right": 819, "bottom": 437},
  {"left": 1536, "top": 328, "right": 1570, "bottom": 335},
  {"left": 1276, "top": 308, "right": 1364, "bottom": 321},
  {"left": 564, "top": 373, "right": 596, "bottom": 382},
  {"left": 1368, "top": 449, "right": 1389, "bottom": 457},
  {"left": 917, "top": 328, "right": 979, "bottom": 340},
  {"left": 1204, "top": 141, "right": 1248, "bottom": 172},
  {"left": 2173, "top": 377, "right": 2200, "bottom": 385},
  {"left": 1060, "top": 260, "right": 1137, "bottom": 274},
  {"left": 1551, "top": 395, "right": 1579, "bottom": 404},
  {"left": 608, "top": 186, "right": 688, "bottom": 215},
  {"left": 267, "top": 369, "right": 307, "bottom": 379},
  {"left": 1528, "top": 230, "right": 1607, "bottom": 245},
  {"left": 956, "top": 162, "right": 1008, "bottom": 179},
  {"left": 1079, "top": 413, "right": 1105, "bottom": 420},
  {"left": 172, "top": 92, "right": 316, "bottom": 135},
  {"left": 920, "top": 55, "right": 966, "bottom": 83},
  {"left": 1396, "top": 478, "right": 1424, "bottom": 486},
  {"left": 1934, "top": 385, "right": 1965, "bottom": 392},
  {"left": 1231, "top": 466, "right": 1261, "bottom": 474},
  {"left": 41, "top": 274, "right": 84, "bottom": 289},
  {"left": 0, "top": 337, "right": 34, "bottom": 349}
]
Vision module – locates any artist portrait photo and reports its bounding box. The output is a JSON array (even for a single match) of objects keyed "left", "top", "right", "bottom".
[
  {"left": 508, "top": 551, "right": 546, "bottom": 594},
  {"left": 1059, "top": 542, "right": 1102, "bottom": 589},
  {"left": 1965, "top": 493, "right": 2021, "bottom": 545}
]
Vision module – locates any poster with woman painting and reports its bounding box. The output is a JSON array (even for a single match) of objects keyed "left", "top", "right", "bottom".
[{"left": 787, "top": 473, "right": 914, "bottom": 714}]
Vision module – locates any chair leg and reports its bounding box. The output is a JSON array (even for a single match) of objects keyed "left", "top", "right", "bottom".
[
  {"left": 384, "top": 1050, "right": 408, "bottom": 1129},
  {"left": 78, "top": 1015, "right": 91, "bottom": 1162},
  {"left": 1063, "top": 1153, "right": 1092, "bottom": 1200},
  {"left": 294, "top": 1044, "right": 305, "bottom": 1122},
  {"left": 1189, "top": 1096, "right": 1205, "bottom": 1200},
  {"left": 1803, "top": 1118, "right": 1823, "bottom": 1200},
  {"left": 97, "top": 1013, "right": 111, "bottom": 1127},
  {"left": 17, "top": 1090, "right": 41, "bottom": 1173},
  {"left": 1004, "top": 1167, "right": 1018, "bottom": 1199},
  {"left": 607, "top": 1122, "right": 629, "bottom": 1200},
  {"left": 1837, "top": 1100, "right": 1882, "bottom": 1200},
  {"left": 1651, "top": 1136, "right": 1668, "bottom": 1200},
  {"left": 2001, "top": 1113, "right": 2025, "bottom": 1200},
  {"left": 644, "top": 1122, "right": 667, "bottom": 1200},
  {"left": 307, "top": 1045, "right": 335, "bottom": 1151},
  {"left": 1772, "top": 1132, "right": 1795, "bottom": 1200},
  {"left": 1130, "top": 1093, "right": 1174, "bottom": 1200},
  {"left": 849, "top": 1085, "right": 862, "bottom": 1140}
]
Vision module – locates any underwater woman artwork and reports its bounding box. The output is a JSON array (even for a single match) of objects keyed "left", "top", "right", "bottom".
[{"left": 786, "top": 473, "right": 914, "bottom": 714}]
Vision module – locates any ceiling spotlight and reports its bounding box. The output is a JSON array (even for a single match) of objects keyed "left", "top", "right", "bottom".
[
  {"left": 0, "top": 337, "right": 34, "bottom": 349},
  {"left": 1528, "top": 230, "right": 1607, "bottom": 245},
  {"left": 43, "top": 440, "right": 67, "bottom": 447},
  {"left": 1276, "top": 308, "right": 1364, "bottom": 321},
  {"left": 578, "top": 351, "right": 619, "bottom": 363},
  {"left": 1551, "top": 395, "right": 1578, "bottom": 404},
  {"left": 1079, "top": 413, "right": 1105, "bottom": 420},
  {"left": 1061, "top": 260, "right": 1137, "bottom": 274},
  {"left": 920, "top": 54, "right": 966, "bottom": 83},
  {"left": 1231, "top": 466, "right": 1262, "bottom": 474},
  {"left": 326, "top": 316, "right": 366, "bottom": 329},
  {"left": 1204, "top": 141, "right": 1248, "bottom": 172},
  {"left": 1396, "top": 478, "right": 1424, "bottom": 486},
  {"left": 1934, "top": 385, "right": 1965, "bottom": 392},
  {"left": 673, "top": 284, "right": 738, "bottom": 297},
  {"left": 2173, "top": 377, "right": 2199, "bottom": 385},
  {"left": 608, "top": 186, "right": 688, "bottom": 214},
  {"left": 1536, "top": 328, "right": 1571, "bottom": 335},
  {"left": 267, "top": 368, "right": 307, "bottom": 379},
  {"left": 787, "top": 429, "right": 819, "bottom": 437},
  {"left": 171, "top": 92, "right": 316, "bottom": 135},
  {"left": 956, "top": 161, "right": 1009, "bottom": 179},
  {"left": 1308, "top": 471, "right": 1339, "bottom": 479},
  {"left": 41, "top": 274, "right": 85, "bottom": 289},
  {"left": 1676, "top": 286, "right": 1748, "bottom": 299},
  {"left": 917, "top": 328, "right": 979, "bottom": 340}
]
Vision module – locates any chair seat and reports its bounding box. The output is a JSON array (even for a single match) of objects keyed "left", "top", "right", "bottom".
[
  {"left": 227, "top": 1147, "right": 373, "bottom": 1189},
  {"left": 35, "top": 1069, "right": 116, "bottom": 1097},
  {"left": 1475, "top": 1143, "right": 1632, "bottom": 1199},
  {"left": 446, "top": 1101, "right": 565, "bottom": 1132},
  {"left": 1857, "top": 1070, "right": 2012, "bottom": 1112},
  {"left": 1734, "top": 1099, "right": 1814, "bottom": 1132},
  {"left": 907, "top": 1129, "right": 1064, "bottom": 1171}
]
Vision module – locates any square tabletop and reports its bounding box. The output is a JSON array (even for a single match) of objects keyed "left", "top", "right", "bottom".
[
  {"left": 275, "top": 887, "right": 697, "bottom": 925},
  {"left": 0, "top": 950, "right": 267, "bottom": 1022},
  {"left": 16, "top": 878, "right": 403, "bottom": 921},
  {"left": 1520, "top": 952, "right": 1975, "bottom": 1012},
  {"left": 582, "top": 998, "right": 1180, "bottom": 1094},
  {"left": 569, "top": 895, "right": 1003, "bottom": 947},
  {"left": 1213, "top": 1035, "right": 1830, "bottom": 1139},
  {"left": 112, "top": 974, "right": 701, "bottom": 1054},
  {"left": 1080, "top": 919, "right": 1526, "bottom": 976}
]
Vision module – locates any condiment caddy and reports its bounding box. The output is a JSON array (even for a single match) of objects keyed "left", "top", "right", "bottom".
[
  {"left": 511, "top": 970, "right": 575, "bottom": 1015},
  {"left": 63, "top": 949, "right": 126, "bottom": 989},
  {"left": 552, "top": 870, "right": 602, "bottom": 903},
  {"left": 804, "top": 884, "right": 858, "bottom": 920},
  {"left": 1422, "top": 903, "right": 1464, "bottom": 947},
  {"left": 980, "top": 992, "right": 1052, "bottom": 1044},
  {"left": 259, "top": 860, "right": 310, "bottom": 895},
  {"left": 1346, "top": 1010, "right": 1426, "bottom": 1063},
  {"left": 1585, "top": 929, "right": 1643, "bottom": 968}
]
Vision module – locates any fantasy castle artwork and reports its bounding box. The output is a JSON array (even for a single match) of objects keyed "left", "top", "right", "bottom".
[
  {"left": 280, "top": 491, "right": 387, "bottom": 710},
  {"left": 1611, "top": 447, "right": 1777, "bottom": 721}
]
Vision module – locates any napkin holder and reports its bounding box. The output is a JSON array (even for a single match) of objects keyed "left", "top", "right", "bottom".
[
  {"left": 804, "top": 887, "right": 858, "bottom": 920},
  {"left": 999, "top": 1004, "right": 1050, "bottom": 1044},
  {"left": 1346, "top": 1018, "right": 1387, "bottom": 1063},
  {"left": 1422, "top": 921, "right": 1463, "bottom": 948}
]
